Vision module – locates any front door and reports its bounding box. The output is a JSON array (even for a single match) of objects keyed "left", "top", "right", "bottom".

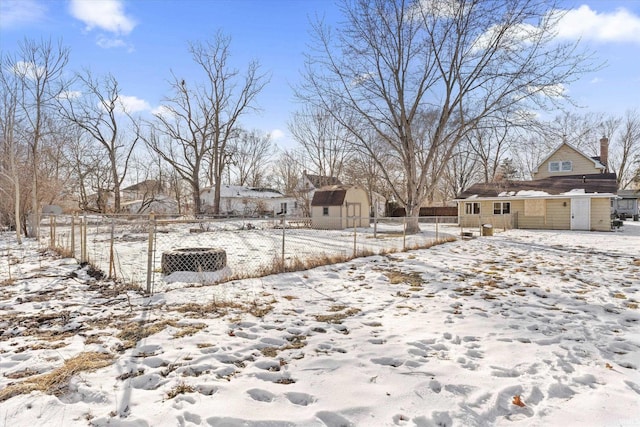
[{"left": 571, "top": 198, "right": 591, "bottom": 230}]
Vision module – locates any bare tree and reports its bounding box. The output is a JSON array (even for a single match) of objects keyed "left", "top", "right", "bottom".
[
  {"left": 229, "top": 129, "right": 273, "bottom": 187},
  {"left": 298, "top": 0, "right": 594, "bottom": 232},
  {"left": 6, "top": 38, "right": 70, "bottom": 237},
  {"left": 288, "top": 105, "right": 353, "bottom": 179},
  {"left": 58, "top": 71, "right": 140, "bottom": 212},
  {"left": 0, "top": 55, "right": 23, "bottom": 242},
  {"left": 441, "top": 141, "right": 481, "bottom": 201},
  {"left": 148, "top": 32, "right": 269, "bottom": 215},
  {"left": 609, "top": 109, "right": 640, "bottom": 189}
]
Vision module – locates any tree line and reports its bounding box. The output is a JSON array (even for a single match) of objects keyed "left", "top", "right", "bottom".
[{"left": 2, "top": 0, "right": 639, "bottom": 242}]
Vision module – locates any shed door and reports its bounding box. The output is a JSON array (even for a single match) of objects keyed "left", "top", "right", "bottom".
[
  {"left": 571, "top": 198, "right": 590, "bottom": 230},
  {"left": 346, "top": 203, "right": 361, "bottom": 228}
]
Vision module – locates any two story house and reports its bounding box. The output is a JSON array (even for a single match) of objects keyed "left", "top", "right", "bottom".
[{"left": 456, "top": 138, "right": 618, "bottom": 231}]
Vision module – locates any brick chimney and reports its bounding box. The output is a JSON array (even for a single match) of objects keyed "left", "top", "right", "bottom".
[{"left": 600, "top": 136, "right": 609, "bottom": 173}]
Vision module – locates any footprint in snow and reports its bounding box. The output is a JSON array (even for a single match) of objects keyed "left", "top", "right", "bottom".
[
  {"left": 285, "top": 392, "right": 316, "bottom": 406},
  {"left": 247, "top": 388, "right": 276, "bottom": 402}
]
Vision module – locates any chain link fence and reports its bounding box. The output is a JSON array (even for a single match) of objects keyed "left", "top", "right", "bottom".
[{"left": 39, "top": 214, "right": 460, "bottom": 293}]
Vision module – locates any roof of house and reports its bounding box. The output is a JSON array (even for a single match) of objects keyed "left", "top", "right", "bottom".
[
  {"left": 310, "top": 185, "right": 353, "bottom": 206},
  {"left": 202, "top": 185, "right": 284, "bottom": 199},
  {"left": 457, "top": 173, "right": 618, "bottom": 199},
  {"left": 122, "top": 180, "right": 163, "bottom": 192},
  {"left": 304, "top": 173, "right": 342, "bottom": 189},
  {"left": 617, "top": 189, "right": 640, "bottom": 199},
  {"left": 532, "top": 142, "right": 606, "bottom": 174}
]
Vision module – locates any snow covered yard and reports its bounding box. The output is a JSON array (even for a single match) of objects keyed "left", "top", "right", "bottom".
[{"left": 1, "top": 224, "right": 639, "bottom": 426}]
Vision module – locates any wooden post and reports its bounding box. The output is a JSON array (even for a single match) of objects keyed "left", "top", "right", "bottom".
[
  {"left": 373, "top": 201, "right": 378, "bottom": 239},
  {"left": 146, "top": 212, "right": 155, "bottom": 294},
  {"left": 49, "top": 215, "right": 55, "bottom": 248},
  {"left": 71, "top": 214, "right": 76, "bottom": 259},
  {"left": 402, "top": 216, "right": 406, "bottom": 251}
]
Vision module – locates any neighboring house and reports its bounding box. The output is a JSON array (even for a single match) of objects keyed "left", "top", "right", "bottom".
[
  {"left": 121, "top": 194, "right": 179, "bottom": 215},
  {"left": 121, "top": 180, "right": 165, "bottom": 202},
  {"left": 200, "top": 185, "right": 297, "bottom": 216},
  {"left": 613, "top": 189, "right": 640, "bottom": 220},
  {"left": 310, "top": 185, "right": 370, "bottom": 229},
  {"left": 457, "top": 139, "right": 617, "bottom": 232}
]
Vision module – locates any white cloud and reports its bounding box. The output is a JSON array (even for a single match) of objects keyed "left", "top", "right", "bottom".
[
  {"left": 69, "top": 0, "right": 136, "bottom": 35},
  {"left": 58, "top": 90, "right": 82, "bottom": 100},
  {"left": 11, "top": 61, "right": 44, "bottom": 80},
  {"left": 555, "top": 5, "right": 640, "bottom": 44},
  {"left": 151, "top": 105, "right": 175, "bottom": 119},
  {"left": 96, "top": 35, "right": 134, "bottom": 52},
  {"left": 471, "top": 22, "right": 540, "bottom": 52},
  {"left": 115, "top": 95, "right": 150, "bottom": 113},
  {"left": 528, "top": 83, "right": 566, "bottom": 99},
  {"left": 270, "top": 129, "right": 285, "bottom": 140},
  {"left": 0, "top": 0, "right": 46, "bottom": 29},
  {"left": 590, "top": 77, "right": 603, "bottom": 84}
]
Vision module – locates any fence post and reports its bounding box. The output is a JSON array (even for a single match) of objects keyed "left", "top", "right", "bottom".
[
  {"left": 82, "top": 214, "right": 88, "bottom": 264},
  {"left": 353, "top": 218, "right": 357, "bottom": 257},
  {"left": 281, "top": 213, "right": 286, "bottom": 272},
  {"left": 146, "top": 212, "right": 155, "bottom": 294},
  {"left": 109, "top": 218, "right": 115, "bottom": 279},
  {"left": 403, "top": 216, "right": 406, "bottom": 251},
  {"left": 373, "top": 201, "right": 378, "bottom": 239},
  {"left": 71, "top": 214, "right": 76, "bottom": 259},
  {"left": 49, "top": 215, "right": 55, "bottom": 249}
]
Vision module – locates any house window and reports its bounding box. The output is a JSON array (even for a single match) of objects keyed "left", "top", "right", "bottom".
[
  {"left": 493, "top": 202, "right": 511, "bottom": 214},
  {"left": 549, "top": 160, "right": 572, "bottom": 172},
  {"left": 322, "top": 207, "right": 329, "bottom": 216},
  {"left": 280, "top": 202, "right": 287, "bottom": 214},
  {"left": 465, "top": 202, "right": 480, "bottom": 215}
]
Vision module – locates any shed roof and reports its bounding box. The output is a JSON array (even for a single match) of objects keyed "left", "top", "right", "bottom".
[
  {"left": 310, "top": 185, "right": 352, "bottom": 206},
  {"left": 457, "top": 173, "right": 618, "bottom": 199}
]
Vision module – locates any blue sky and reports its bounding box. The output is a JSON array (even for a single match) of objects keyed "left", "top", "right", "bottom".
[{"left": 1, "top": 0, "right": 639, "bottom": 149}]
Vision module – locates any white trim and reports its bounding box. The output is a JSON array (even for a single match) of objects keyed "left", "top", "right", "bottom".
[{"left": 454, "top": 193, "right": 615, "bottom": 202}]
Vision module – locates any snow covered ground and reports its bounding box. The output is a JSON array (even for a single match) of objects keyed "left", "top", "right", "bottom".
[{"left": 1, "top": 223, "right": 639, "bottom": 426}]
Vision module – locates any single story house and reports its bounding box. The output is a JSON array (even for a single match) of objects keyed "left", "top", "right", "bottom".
[
  {"left": 456, "top": 173, "right": 618, "bottom": 231},
  {"left": 200, "top": 185, "right": 297, "bottom": 217},
  {"left": 311, "top": 185, "right": 370, "bottom": 229},
  {"left": 613, "top": 189, "right": 640, "bottom": 220}
]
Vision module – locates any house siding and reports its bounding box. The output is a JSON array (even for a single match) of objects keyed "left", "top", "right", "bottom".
[
  {"left": 311, "top": 205, "right": 344, "bottom": 229},
  {"left": 542, "top": 199, "right": 571, "bottom": 230},
  {"left": 533, "top": 145, "right": 601, "bottom": 179},
  {"left": 459, "top": 197, "right": 611, "bottom": 231},
  {"left": 590, "top": 198, "right": 611, "bottom": 231}
]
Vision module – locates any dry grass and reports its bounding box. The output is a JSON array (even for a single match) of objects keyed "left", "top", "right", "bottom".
[
  {"left": 0, "top": 352, "right": 113, "bottom": 402},
  {"left": 314, "top": 307, "right": 361, "bottom": 324},
  {"left": 116, "top": 320, "right": 177, "bottom": 350},
  {"left": 173, "top": 323, "right": 207, "bottom": 338},
  {"left": 633, "top": 259, "right": 640, "bottom": 267},
  {"left": 175, "top": 296, "right": 274, "bottom": 319},
  {"left": 384, "top": 270, "right": 423, "bottom": 287},
  {"left": 165, "top": 382, "right": 195, "bottom": 400}
]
